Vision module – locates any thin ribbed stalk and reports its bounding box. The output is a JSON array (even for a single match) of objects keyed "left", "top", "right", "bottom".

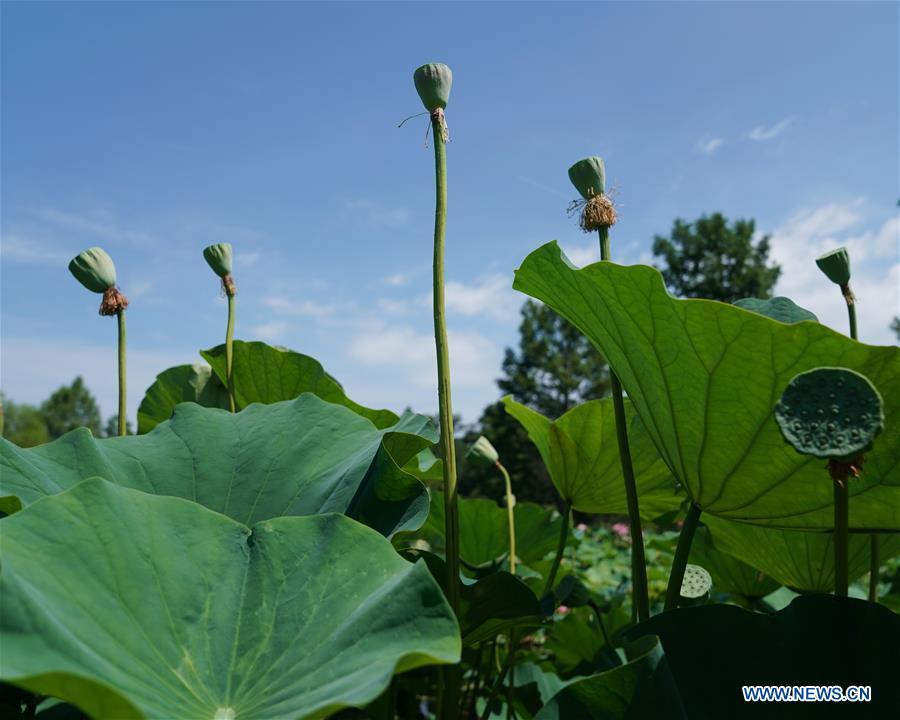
[
  {"left": 598, "top": 225, "right": 650, "bottom": 622},
  {"left": 497, "top": 462, "right": 517, "bottom": 575},
  {"left": 226, "top": 292, "right": 236, "bottom": 413},
  {"left": 834, "top": 481, "right": 849, "bottom": 597},
  {"left": 869, "top": 535, "right": 880, "bottom": 602},
  {"left": 543, "top": 503, "right": 571, "bottom": 597},
  {"left": 117, "top": 308, "right": 127, "bottom": 437},
  {"left": 430, "top": 111, "right": 461, "bottom": 720},
  {"left": 664, "top": 503, "right": 702, "bottom": 610}
]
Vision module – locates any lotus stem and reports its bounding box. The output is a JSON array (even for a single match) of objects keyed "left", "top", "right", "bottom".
[
  {"left": 117, "top": 308, "right": 127, "bottom": 437},
  {"left": 869, "top": 535, "right": 880, "bottom": 602},
  {"left": 496, "top": 461, "right": 517, "bottom": 575},
  {"left": 543, "top": 502, "right": 571, "bottom": 597},
  {"left": 225, "top": 290, "right": 236, "bottom": 413},
  {"left": 834, "top": 481, "right": 849, "bottom": 597},
  {"left": 598, "top": 225, "right": 651, "bottom": 622},
  {"left": 664, "top": 503, "right": 702, "bottom": 611}
]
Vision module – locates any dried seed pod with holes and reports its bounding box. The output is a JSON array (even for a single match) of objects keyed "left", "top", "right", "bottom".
[{"left": 679, "top": 564, "right": 712, "bottom": 607}]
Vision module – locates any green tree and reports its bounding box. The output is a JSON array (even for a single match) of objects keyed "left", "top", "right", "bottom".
[
  {"left": 40, "top": 376, "right": 102, "bottom": 440},
  {"left": 460, "top": 300, "right": 610, "bottom": 505},
  {"left": 103, "top": 414, "right": 134, "bottom": 437},
  {"left": 0, "top": 392, "right": 50, "bottom": 448},
  {"left": 891, "top": 316, "right": 899, "bottom": 342},
  {"left": 652, "top": 213, "right": 781, "bottom": 302}
]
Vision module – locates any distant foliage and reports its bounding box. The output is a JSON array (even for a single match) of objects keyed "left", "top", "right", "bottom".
[
  {"left": 652, "top": 213, "right": 781, "bottom": 302},
  {"left": 40, "top": 376, "right": 102, "bottom": 440}
]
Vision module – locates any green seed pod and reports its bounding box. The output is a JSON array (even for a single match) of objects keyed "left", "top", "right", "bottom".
[
  {"left": 816, "top": 247, "right": 851, "bottom": 287},
  {"left": 554, "top": 575, "right": 591, "bottom": 608},
  {"left": 414, "top": 63, "right": 452, "bottom": 112},
  {"left": 774, "top": 367, "right": 884, "bottom": 461},
  {"left": 568, "top": 157, "right": 607, "bottom": 200},
  {"left": 203, "top": 243, "right": 233, "bottom": 278},
  {"left": 679, "top": 564, "right": 712, "bottom": 605},
  {"left": 69, "top": 247, "right": 117, "bottom": 293},
  {"left": 733, "top": 296, "right": 819, "bottom": 324},
  {"left": 466, "top": 435, "right": 499, "bottom": 467}
]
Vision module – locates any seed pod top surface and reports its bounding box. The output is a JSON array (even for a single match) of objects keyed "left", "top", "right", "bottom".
[
  {"left": 733, "top": 296, "right": 819, "bottom": 324},
  {"left": 680, "top": 564, "right": 712, "bottom": 600},
  {"left": 69, "top": 247, "right": 117, "bottom": 293},
  {"left": 203, "top": 243, "right": 233, "bottom": 278},
  {"left": 568, "top": 157, "right": 607, "bottom": 200},
  {"left": 774, "top": 367, "right": 884, "bottom": 460},
  {"left": 466, "top": 435, "right": 499, "bottom": 467},
  {"left": 414, "top": 63, "right": 452, "bottom": 112},
  {"left": 815, "top": 247, "right": 851, "bottom": 286}
]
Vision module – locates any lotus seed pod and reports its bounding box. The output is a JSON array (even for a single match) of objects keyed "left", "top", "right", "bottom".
[
  {"left": 554, "top": 575, "right": 591, "bottom": 608},
  {"left": 774, "top": 367, "right": 884, "bottom": 461},
  {"left": 69, "top": 247, "right": 117, "bottom": 294},
  {"left": 568, "top": 157, "right": 607, "bottom": 200},
  {"left": 815, "top": 247, "right": 851, "bottom": 287},
  {"left": 466, "top": 435, "right": 499, "bottom": 467},
  {"left": 733, "top": 296, "right": 819, "bottom": 324},
  {"left": 679, "top": 564, "right": 712, "bottom": 603},
  {"left": 203, "top": 243, "right": 233, "bottom": 278},
  {"left": 414, "top": 63, "right": 452, "bottom": 112}
]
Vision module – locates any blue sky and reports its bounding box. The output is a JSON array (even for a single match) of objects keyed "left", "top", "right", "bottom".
[{"left": 2, "top": 1, "right": 898, "bottom": 426}]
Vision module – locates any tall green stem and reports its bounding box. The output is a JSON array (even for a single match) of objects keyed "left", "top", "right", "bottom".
[
  {"left": 598, "top": 226, "right": 650, "bottom": 622},
  {"left": 664, "top": 503, "right": 702, "bottom": 610},
  {"left": 116, "top": 308, "right": 127, "bottom": 437},
  {"left": 430, "top": 112, "right": 461, "bottom": 720},
  {"left": 834, "top": 481, "right": 849, "bottom": 597},
  {"left": 543, "top": 503, "right": 571, "bottom": 597},
  {"left": 496, "top": 462, "right": 516, "bottom": 575},
  {"left": 226, "top": 292, "right": 236, "bottom": 413}
]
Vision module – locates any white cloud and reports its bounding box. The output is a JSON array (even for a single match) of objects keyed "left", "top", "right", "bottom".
[
  {"left": 697, "top": 137, "right": 725, "bottom": 154},
  {"left": 35, "top": 207, "right": 157, "bottom": 247},
  {"left": 384, "top": 273, "right": 408, "bottom": 287},
  {"left": 748, "top": 117, "right": 793, "bottom": 141},
  {"left": 560, "top": 243, "right": 600, "bottom": 267},
  {"left": 0, "top": 233, "right": 71, "bottom": 265},
  {"left": 345, "top": 199, "right": 412, "bottom": 229},
  {"left": 376, "top": 297, "right": 417, "bottom": 316},
  {"left": 417, "top": 274, "right": 518, "bottom": 323},
  {"left": 348, "top": 324, "right": 499, "bottom": 390},
  {"left": 236, "top": 251, "right": 260, "bottom": 266},
  {"left": 767, "top": 202, "right": 899, "bottom": 344},
  {"left": 249, "top": 321, "right": 291, "bottom": 341},
  {"left": 261, "top": 296, "right": 338, "bottom": 318}
]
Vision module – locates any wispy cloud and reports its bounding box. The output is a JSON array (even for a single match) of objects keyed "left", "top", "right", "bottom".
[
  {"left": 0, "top": 233, "right": 71, "bottom": 265},
  {"left": 516, "top": 176, "right": 569, "bottom": 199},
  {"left": 748, "top": 117, "right": 793, "bottom": 141},
  {"left": 35, "top": 207, "right": 157, "bottom": 247},
  {"left": 345, "top": 199, "right": 412, "bottom": 229},
  {"left": 696, "top": 137, "right": 725, "bottom": 154},
  {"left": 236, "top": 251, "right": 260, "bottom": 266},
  {"left": 249, "top": 321, "right": 291, "bottom": 341},
  {"left": 261, "top": 295, "right": 339, "bottom": 318},
  {"left": 415, "top": 274, "right": 518, "bottom": 323},
  {"left": 384, "top": 273, "right": 408, "bottom": 287}
]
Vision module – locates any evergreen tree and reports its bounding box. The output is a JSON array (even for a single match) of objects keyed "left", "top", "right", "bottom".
[{"left": 652, "top": 213, "right": 781, "bottom": 302}]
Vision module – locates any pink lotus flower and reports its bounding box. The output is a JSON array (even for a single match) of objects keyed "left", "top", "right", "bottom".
[
  {"left": 557, "top": 605, "right": 570, "bottom": 615},
  {"left": 611, "top": 522, "right": 630, "bottom": 538},
  {"left": 576, "top": 523, "right": 588, "bottom": 532}
]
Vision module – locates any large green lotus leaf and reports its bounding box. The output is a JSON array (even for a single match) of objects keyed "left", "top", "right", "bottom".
[
  {"left": 704, "top": 516, "right": 900, "bottom": 593},
  {"left": 513, "top": 243, "right": 900, "bottom": 530},
  {"left": 688, "top": 527, "right": 780, "bottom": 599},
  {"left": 414, "top": 493, "right": 563, "bottom": 568},
  {"left": 201, "top": 341, "right": 399, "bottom": 427},
  {"left": 136, "top": 363, "right": 231, "bottom": 433},
  {"left": 502, "top": 396, "right": 683, "bottom": 516},
  {"left": 137, "top": 341, "right": 399, "bottom": 433},
  {"left": 0, "top": 479, "right": 460, "bottom": 720},
  {"left": 1, "top": 394, "right": 434, "bottom": 537},
  {"left": 626, "top": 594, "right": 900, "bottom": 718},
  {"left": 535, "top": 635, "right": 686, "bottom": 719}
]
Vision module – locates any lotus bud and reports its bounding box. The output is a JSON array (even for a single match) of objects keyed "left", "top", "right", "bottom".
[
  {"left": 203, "top": 243, "right": 236, "bottom": 296},
  {"left": 466, "top": 435, "right": 499, "bottom": 467},
  {"left": 816, "top": 247, "right": 851, "bottom": 287},
  {"left": 568, "top": 157, "right": 606, "bottom": 200},
  {"left": 414, "top": 63, "right": 452, "bottom": 112},
  {"left": 69, "top": 247, "right": 128, "bottom": 316},
  {"left": 69, "top": 247, "right": 117, "bottom": 294}
]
